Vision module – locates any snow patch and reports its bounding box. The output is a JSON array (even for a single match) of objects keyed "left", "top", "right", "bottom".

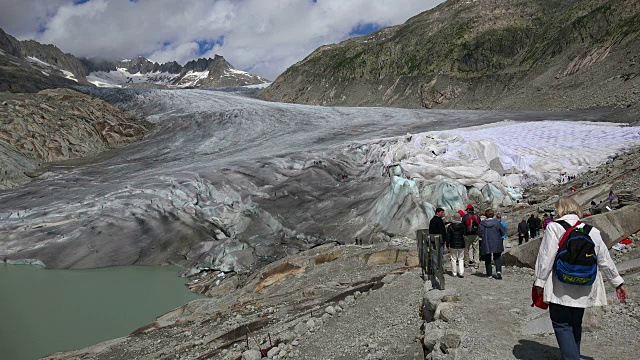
[
  {"left": 175, "top": 70, "right": 209, "bottom": 88},
  {"left": 27, "top": 56, "right": 52, "bottom": 67},
  {"left": 243, "top": 82, "right": 272, "bottom": 89},
  {"left": 61, "top": 70, "right": 78, "bottom": 82}
]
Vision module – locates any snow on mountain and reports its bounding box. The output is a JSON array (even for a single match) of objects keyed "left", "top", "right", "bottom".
[
  {"left": 173, "top": 70, "right": 210, "bottom": 88},
  {"left": 25, "top": 56, "right": 79, "bottom": 83},
  {"left": 86, "top": 55, "right": 269, "bottom": 89},
  {"left": 87, "top": 67, "right": 180, "bottom": 88}
]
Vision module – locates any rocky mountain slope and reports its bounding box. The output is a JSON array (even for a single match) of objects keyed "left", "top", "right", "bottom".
[
  {"left": 84, "top": 55, "right": 270, "bottom": 89},
  {"left": 259, "top": 0, "right": 640, "bottom": 122},
  {"left": 0, "top": 88, "right": 151, "bottom": 189},
  {"left": 0, "top": 29, "right": 89, "bottom": 92},
  {"left": 0, "top": 27, "right": 268, "bottom": 92}
]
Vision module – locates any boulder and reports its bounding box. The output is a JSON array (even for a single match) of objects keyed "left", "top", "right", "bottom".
[
  {"left": 439, "top": 333, "right": 461, "bottom": 352},
  {"left": 502, "top": 238, "right": 542, "bottom": 268},
  {"left": 242, "top": 349, "right": 262, "bottom": 360},
  {"left": 582, "top": 204, "right": 640, "bottom": 248}
]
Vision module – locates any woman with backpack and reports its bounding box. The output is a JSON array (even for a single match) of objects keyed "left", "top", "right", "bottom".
[
  {"left": 533, "top": 197, "right": 627, "bottom": 360},
  {"left": 446, "top": 213, "right": 466, "bottom": 278}
]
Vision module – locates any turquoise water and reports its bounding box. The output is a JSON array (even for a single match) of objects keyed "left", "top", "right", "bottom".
[{"left": 0, "top": 264, "right": 203, "bottom": 360}]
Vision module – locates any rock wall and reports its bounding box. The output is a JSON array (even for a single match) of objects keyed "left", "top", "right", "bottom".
[{"left": 0, "top": 88, "right": 150, "bottom": 189}]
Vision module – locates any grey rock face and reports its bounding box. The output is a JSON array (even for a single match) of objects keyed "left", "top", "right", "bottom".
[{"left": 0, "top": 88, "right": 149, "bottom": 190}]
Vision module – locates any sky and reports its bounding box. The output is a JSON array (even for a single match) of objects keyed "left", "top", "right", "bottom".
[{"left": 0, "top": 0, "right": 444, "bottom": 80}]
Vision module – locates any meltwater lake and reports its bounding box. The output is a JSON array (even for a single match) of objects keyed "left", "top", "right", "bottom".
[{"left": 0, "top": 264, "right": 203, "bottom": 359}]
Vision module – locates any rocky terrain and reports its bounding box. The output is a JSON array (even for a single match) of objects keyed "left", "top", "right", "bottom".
[
  {"left": 259, "top": 0, "right": 640, "bottom": 123},
  {"left": 0, "top": 88, "right": 151, "bottom": 189},
  {"left": 0, "top": 28, "right": 87, "bottom": 93}
]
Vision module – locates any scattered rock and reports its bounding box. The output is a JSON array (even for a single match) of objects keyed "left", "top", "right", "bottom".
[
  {"left": 325, "top": 306, "right": 336, "bottom": 315},
  {"left": 439, "top": 333, "right": 461, "bottom": 352},
  {"left": 241, "top": 349, "right": 262, "bottom": 360},
  {"left": 294, "top": 322, "right": 308, "bottom": 335}
]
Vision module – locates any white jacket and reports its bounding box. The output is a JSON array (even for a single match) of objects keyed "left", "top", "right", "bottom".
[{"left": 534, "top": 214, "right": 624, "bottom": 308}]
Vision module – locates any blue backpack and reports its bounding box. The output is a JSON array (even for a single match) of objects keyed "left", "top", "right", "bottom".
[{"left": 553, "top": 220, "right": 597, "bottom": 286}]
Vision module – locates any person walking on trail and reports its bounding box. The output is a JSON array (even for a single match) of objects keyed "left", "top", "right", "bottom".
[
  {"left": 429, "top": 208, "right": 447, "bottom": 278},
  {"left": 446, "top": 213, "right": 466, "bottom": 278},
  {"left": 518, "top": 218, "right": 529, "bottom": 245},
  {"left": 543, "top": 213, "right": 554, "bottom": 230},
  {"left": 497, "top": 213, "right": 508, "bottom": 240},
  {"left": 608, "top": 190, "right": 615, "bottom": 207},
  {"left": 478, "top": 209, "right": 506, "bottom": 279},
  {"left": 534, "top": 197, "right": 627, "bottom": 360},
  {"left": 429, "top": 207, "right": 447, "bottom": 240},
  {"left": 535, "top": 215, "right": 543, "bottom": 237},
  {"left": 527, "top": 214, "right": 537, "bottom": 239},
  {"left": 462, "top": 204, "right": 481, "bottom": 268}
]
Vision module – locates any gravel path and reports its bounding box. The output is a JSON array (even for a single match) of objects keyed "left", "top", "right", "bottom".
[{"left": 293, "top": 269, "right": 424, "bottom": 360}]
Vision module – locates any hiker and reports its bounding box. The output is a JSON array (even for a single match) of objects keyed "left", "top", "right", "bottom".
[
  {"left": 429, "top": 207, "right": 447, "bottom": 244},
  {"left": 535, "top": 215, "right": 543, "bottom": 237},
  {"left": 446, "top": 213, "right": 466, "bottom": 278},
  {"left": 462, "top": 204, "right": 481, "bottom": 268},
  {"left": 496, "top": 213, "right": 508, "bottom": 240},
  {"left": 608, "top": 190, "right": 615, "bottom": 207},
  {"left": 478, "top": 209, "right": 506, "bottom": 279},
  {"left": 534, "top": 197, "right": 627, "bottom": 360},
  {"left": 527, "top": 214, "right": 537, "bottom": 239},
  {"left": 542, "top": 213, "right": 553, "bottom": 230},
  {"left": 517, "top": 218, "right": 529, "bottom": 245}
]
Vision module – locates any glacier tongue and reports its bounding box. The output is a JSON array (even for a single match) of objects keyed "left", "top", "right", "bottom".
[
  {"left": 1, "top": 88, "right": 639, "bottom": 269},
  {"left": 356, "top": 120, "right": 640, "bottom": 222}
]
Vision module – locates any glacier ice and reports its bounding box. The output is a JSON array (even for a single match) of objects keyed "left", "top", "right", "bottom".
[{"left": 1, "top": 88, "right": 639, "bottom": 270}]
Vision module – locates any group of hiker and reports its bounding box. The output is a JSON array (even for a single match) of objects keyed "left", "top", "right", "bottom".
[
  {"left": 516, "top": 213, "right": 554, "bottom": 244},
  {"left": 427, "top": 197, "right": 628, "bottom": 360},
  {"left": 429, "top": 204, "right": 506, "bottom": 279}
]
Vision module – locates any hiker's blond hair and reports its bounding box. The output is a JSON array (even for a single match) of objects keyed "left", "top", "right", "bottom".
[{"left": 555, "top": 197, "right": 583, "bottom": 218}]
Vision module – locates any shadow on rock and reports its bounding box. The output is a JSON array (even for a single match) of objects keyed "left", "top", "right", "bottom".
[{"left": 512, "top": 339, "right": 594, "bottom": 360}]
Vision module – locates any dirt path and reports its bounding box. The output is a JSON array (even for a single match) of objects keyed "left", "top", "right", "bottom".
[{"left": 431, "top": 264, "right": 640, "bottom": 360}]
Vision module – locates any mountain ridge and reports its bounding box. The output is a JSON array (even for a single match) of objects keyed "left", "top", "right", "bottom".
[
  {"left": 0, "top": 28, "right": 269, "bottom": 91},
  {"left": 258, "top": 0, "right": 640, "bottom": 122}
]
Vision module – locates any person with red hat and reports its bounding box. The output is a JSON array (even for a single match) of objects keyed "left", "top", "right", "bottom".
[{"left": 462, "top": 204, "right": 481, "bottom": 268}]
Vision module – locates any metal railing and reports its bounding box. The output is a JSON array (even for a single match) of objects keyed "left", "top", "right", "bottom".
[{"left": 417, "top": 229, "right": 445, "bottom": 290}]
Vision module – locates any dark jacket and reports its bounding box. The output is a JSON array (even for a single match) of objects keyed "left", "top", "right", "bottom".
[
  {"left": 429, "top": 215, "right": 447, "bottom": 242},
  {"left": 478, "top": 218, "right": 506, "bottom": 256},
  {"left": 527, "top": 215, "right": 536, "bottom": 230},
  {"left": 534, "top": 217, "right": 542, "bottom": 229},
  {"left": 517, "top": 220, "right": 529, "bottom": 235},
  {"left": 447, "top": 222, "right": 466, "bottom": 249}
]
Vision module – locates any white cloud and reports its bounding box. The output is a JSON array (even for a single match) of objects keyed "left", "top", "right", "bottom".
[{"left": 1, "top": 0, "right": 444, "bottom": 79}]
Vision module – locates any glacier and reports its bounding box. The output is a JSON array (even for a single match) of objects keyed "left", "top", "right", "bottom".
[{"left": 0, "top": 88, "right": 638, "bottom": 273}]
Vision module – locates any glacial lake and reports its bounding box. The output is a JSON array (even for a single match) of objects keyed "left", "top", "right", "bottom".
[{"left": 0, "top": 264, "right": 203, "bottom": 360}]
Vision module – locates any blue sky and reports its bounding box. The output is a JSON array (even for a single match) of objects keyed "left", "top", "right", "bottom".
[{"left": 0, "top": 0, "right": 443, "bottom": 79}]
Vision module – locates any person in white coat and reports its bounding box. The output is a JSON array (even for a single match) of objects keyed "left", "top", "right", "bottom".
[{"left": 534, "top": 197, "right": 627, "bottom": 360}]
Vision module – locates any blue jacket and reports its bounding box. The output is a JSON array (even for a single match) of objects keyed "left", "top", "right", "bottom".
[
  {"left": 478, "top": 218, "right": 506, "bottom": 255},
  {"left": 500, "top": 220, "right": 508, "bottom": 239}
]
